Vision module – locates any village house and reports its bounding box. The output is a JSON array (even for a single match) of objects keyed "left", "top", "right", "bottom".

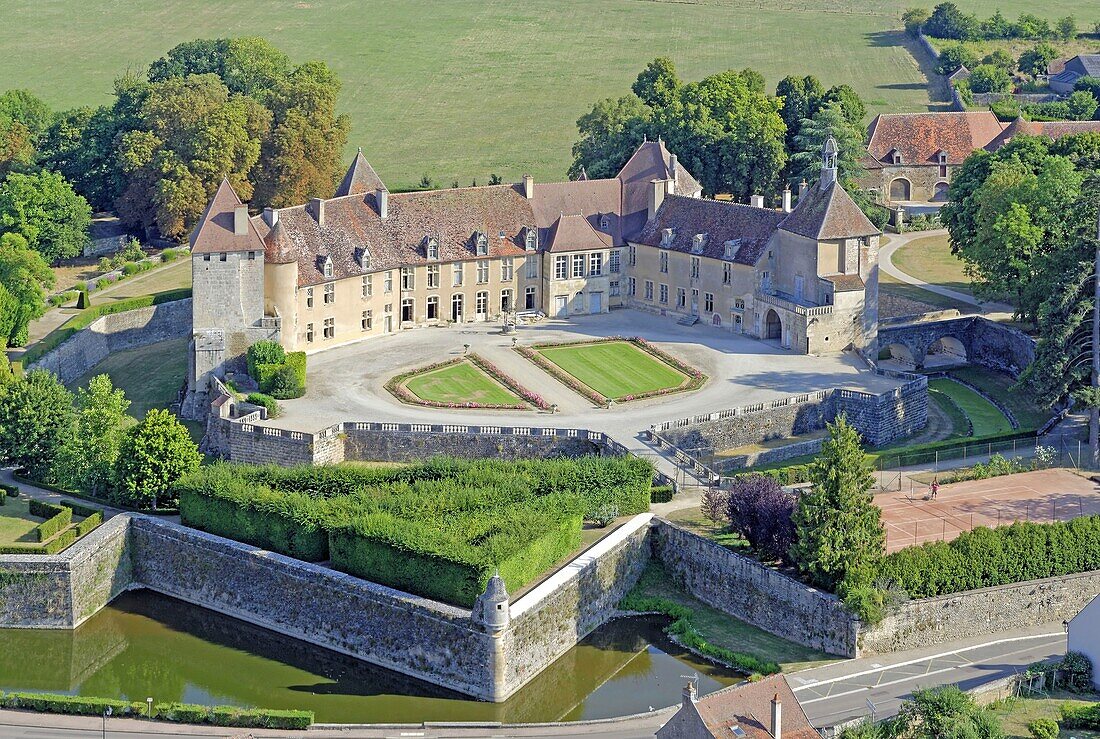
[{"left": 657, "top": 675, "right": 819, "bottom": 739}]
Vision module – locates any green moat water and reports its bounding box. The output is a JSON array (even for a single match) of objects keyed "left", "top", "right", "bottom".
[{"left": 0, "top": 591, "right": 740, "bottom": 723}]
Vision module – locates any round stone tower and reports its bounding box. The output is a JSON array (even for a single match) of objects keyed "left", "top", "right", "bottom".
[{"left": 473, "top": 573, "right": 510, "bottom": 632}]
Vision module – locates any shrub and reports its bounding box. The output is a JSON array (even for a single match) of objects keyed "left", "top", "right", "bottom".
[
  {"left": 247, "top": 340, "right": 285, "bottom": 378},
  {"left": 725, "top": 475, "right": 796, "bottom": 563},
  {"left": 1028, "top": 718, "right": 1059, "bottom": 739},
  {"left": 268, "top": 364, "right": 304, "bottom": 399},
  {"left": 75, "top": 289, "right": 90, "bottom": 310},
  {"left": 0, "top": 692, "right": 144, "bottom": 717},
  {"left": 121, "top": 261, "right": 142, "bottom": 276},
  {"left": 35, "top": 505, "right": 72, "bottom": 542},
  {"left": 76, "top": 512, "right": 103, "bottom": 536},
  {"left": 651, "top": 485, "right": 674, "bottom": 503},
  {"left": 1059, "top": 650, "right": 1094, "bottom": 690},
  {"left": 700, "top": 487, "right": 730, "bottom": 523},
  {"left": 968, "top": 64, "right": 1012, "bottom": 94},
  {"left": 113, "top": 408, "right": 202, "bottom": 509},
  {"left": 60, "top": 499, "right": 100, "bottom": 518},
  {"left": 160, "top": 247, "right": 179, "bottom": 262},
  {"left": 246, "top": 392, "right": 280, "bottom": 417},
  {"left": 1062, "top": 702, "right": 1100, "bottom": 730}
]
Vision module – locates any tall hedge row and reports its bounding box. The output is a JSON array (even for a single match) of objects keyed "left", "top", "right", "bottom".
[
  {"left": 175, "top": 456, "right": 652, "bottom": 607},
  {"left": 881, "top": 516, "right": 1100, "bottom": 599}
]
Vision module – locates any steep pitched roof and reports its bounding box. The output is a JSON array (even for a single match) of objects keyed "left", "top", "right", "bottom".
[
  {"left": 866, "top": 112, "right": 1006, "bottom": 165},
  {"left": 190, "top": 178, "right": 267, "bottom": 254},
  {"left": 254, "top": 186, "right": 533, "bottom": 288},
  {"left": 545, "top": 213, "right": 615, "bottom": 253},
  {"left": 529, "top": 178, "right": 622, "bottom": 245},
  {"left": 334, "top": 148, "right": 387, "bottom": 198},
  {"left": 635, "top": 195, "right": 784, "bottom": 266},
  {"left": 985, "top": 117, "right": 1100, "bottom": 151},
  {"left": 1065, "top": 54, "right": 1100, "bottom": 78},
  {"left": 690, "top": 675, "right": 819, "bottom": 739},
  {"left": 617, "top": 139, "right": 704, "bottom": 239},
  {"left": 779, "top": 180, "right": 879, "bottom": 240}
]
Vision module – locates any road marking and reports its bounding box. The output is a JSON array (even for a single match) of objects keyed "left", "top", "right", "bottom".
[{"left": 792, "top": 633, "right": 1063, "bottom": 692}]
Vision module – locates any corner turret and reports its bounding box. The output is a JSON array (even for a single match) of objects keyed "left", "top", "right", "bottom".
[{"left": 473, "top": 574, "right": 510, "bottom": 632}]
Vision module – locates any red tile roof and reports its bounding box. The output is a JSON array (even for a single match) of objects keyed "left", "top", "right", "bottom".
[
  {"left": 636, "top": 195, "right": 784, "bottom": 266},
  {"left": 779, "top": 180, "right": 879, "bottom": 240},
  {"left": 190, "top": 178, "right": 267, "bottom": 254},
  {"left": 545, "top": 213, "right": 615, "bottom": 253},
  {"left": 985, "top": 117, "right": 1100, "bottom": 151},
  {"left": 866, "top": 112, "right": 1006, "bottom": 165},
  {"left": 692, "top": 675, "right": 819, "bottom": 739},
  {"left": 529, "top": 178, "right": 623, "bottom": 245}
]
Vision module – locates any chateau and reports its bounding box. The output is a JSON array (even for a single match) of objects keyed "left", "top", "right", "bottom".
[{"left": 185, "top": 138, "right": 881, "bottom": 409}]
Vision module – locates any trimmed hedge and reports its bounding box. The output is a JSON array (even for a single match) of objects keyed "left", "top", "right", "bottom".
[
  {"left": 881, "top": 515, "right": 1100, "bottom": 599},
  {"left": 32, "top": 502, "right": 71, "bottom": 542},
  {"left": 154, "top": 702, "right": 313, "bottom": 729},
  {"left": 651, "top": 485, "right": 674, "bottom": 503},
  {"left": 60, "top": 499, "right": 100, "bottom": 518},
  {"left": 254, "top": 351, "right": 306, "bottom": 399},
  {"left": 76, "top": 512, "right": 104, "bottom": 536},
  {"left": 176, "top": 456, "right": 653, "bottom": 606},
  {"left": 247, "top": 340, "right": 285, "bottom": 378},
  {"left": 1062, "top": 702, "right": 1100, "bottom": 730},
  {"left": 246, "top": 392, "right": 280, "bottom": 417},
  {"left": 1, "top": 692, "right": 145, "bottom": 716}
]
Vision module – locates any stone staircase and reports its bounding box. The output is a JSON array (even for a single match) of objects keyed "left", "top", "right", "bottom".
[{"left": 676, "top": 315, "right": 699, "bottom": 327}]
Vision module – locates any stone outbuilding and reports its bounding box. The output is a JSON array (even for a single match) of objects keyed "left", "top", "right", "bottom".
[{"left": 657, "top": 674, "right": 819, "bottom": 739}]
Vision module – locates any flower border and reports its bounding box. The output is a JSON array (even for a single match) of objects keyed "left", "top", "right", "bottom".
[
  {"left": 385, "top": 355, "right": 550, "bottom": 411},
  {"left": 515, "top": 336, "right": 707, "bottom": 405}
]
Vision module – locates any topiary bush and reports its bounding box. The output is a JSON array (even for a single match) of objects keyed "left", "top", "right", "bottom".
[
  {"left": 75, "top": 289, "right": 90, "bottom": 310},
  {"left": 247, "top": 340, "right": 285, "bottom": 378},
  {"left": 268, "top": 364, "right": 304, "bottom": 399},
  {"left": 246, "top": 392, "right": 280, "bottom": 418},
  {"left": 1028, "top": 718, "right": 1059, "bottom": 739}
]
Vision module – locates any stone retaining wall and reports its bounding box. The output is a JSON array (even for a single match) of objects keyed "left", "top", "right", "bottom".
[
  {"left": 345, "top": 428, "right": 601, "bottom": 462},
  {"left": 858, "top": 569, "right": 1100, "bottom": 654},
  {"left": 878, "top": 316, "right": 1035, "bottom": 378},
  {"left": 31, "top": 299, "right": 192, "bottom": 385},
  {"left": 650, "top": 519, "right": 858, "bottom": 656}
]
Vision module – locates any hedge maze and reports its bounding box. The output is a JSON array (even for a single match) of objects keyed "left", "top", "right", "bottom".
[{"left": 175, "top": 456, "right": 654, "bottom": 607}]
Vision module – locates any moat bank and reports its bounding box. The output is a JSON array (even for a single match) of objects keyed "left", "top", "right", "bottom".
[{"left": 0, "top": 590, "right": 738, "bottom": 724}]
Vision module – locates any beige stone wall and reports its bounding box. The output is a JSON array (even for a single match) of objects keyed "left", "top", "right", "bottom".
[
  {"left": 864, "top": 164, "right": 953, "bottom": 204},
  {"left": 542, "top": 249, "right": 613, "bottom": 317}
]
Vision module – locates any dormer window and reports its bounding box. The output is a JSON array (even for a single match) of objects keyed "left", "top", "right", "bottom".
[
  {"left": 525, "top": 227, "right": 537, "bottom": 251},
  {"left": 357, "top": 248, "right": 371, "bottom": 271},
  {"left": 322, "top": 256, "right": 333, "bottom": 279},
  {"left": 426, "top": 237, "right": 439, "bottom": 261},
  {"left": 498, "top": 229, "right": 506, "bottom": 240},
  {"left": 937, "top": 151, "right": 948, "bottom": 164},
  {"left": 660, "top": 228, "right": 675, "bottom": 247},
  {"left": 691, "top": 233, "right": 708, "bottom": 254},
  {"left": 475, "top": 232, "right": 488, "bottom": 256},
  {"left": 599, "top": 214, "right": 611, "bottom": 232},
  {"left": 890, "top": 149, "right": 903, "bottom": 165},
  {"left": 724, "top": 239, "right": 741, "bottom": 259}
]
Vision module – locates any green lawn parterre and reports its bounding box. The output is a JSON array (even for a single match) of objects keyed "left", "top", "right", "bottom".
[
  {"left": 928, "top": 377, "right": 1014, "bottom": 437},
  {"left": 403, "top": 360, "right": 522, "bottom": 407},
  {"left": 527, "top": 338, "right": 700, "bottom": 402},
  {"left": 0, "top": 497, "right": 45, "bottom": 545}
]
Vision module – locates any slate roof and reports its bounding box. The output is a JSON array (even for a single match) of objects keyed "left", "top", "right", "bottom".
[
  {"left": 825, "top": 273, "right": 866, "bottom": 291},
  {"left": 1065, "top": 54, "right": 1100, "bottom": 78},
  {"left": 529, "top": 178, "right": 623, "bottom": 245},
  {"left": 190, "top": 178, "right": 267, "bottom": 255},
  {"left": 866, "top": 112, "right": 1006, "bottom": 165},
  {"left": 617, "top": 139, "right": 704, "bottom": 239},
  {"left": 545, "top": 213, "right": 615, "bottom": 253},
  {"left": 254, "top": 186, "right": 533, "bottom": 287},
  {"left": 779, "top": 180, "right": 879, "bottom": 240},
  {"left": 691, "top": 675, "right": 819, "bottom": 739},
  {"left": 985, "top": 117, "right": 1100, "bottom": 151},
  {"left": 636, "top": 195, "right": 784, "bottom": 266},
  {"left": 334, "top": 148, "right": 387, "bottom": 197}
]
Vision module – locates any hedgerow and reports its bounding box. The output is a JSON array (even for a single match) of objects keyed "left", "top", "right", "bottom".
[
  {"left": 880, "top": 515, "right": 1100, "bottom": 599},
  {"left": 176, "top": 456, "right": 653, "bottom": 606}
]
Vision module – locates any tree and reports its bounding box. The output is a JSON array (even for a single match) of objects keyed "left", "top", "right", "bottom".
[
  {"left": 789, "top": 416, "right": 884, "bottom": 591},
  {"left": 776, "top": 75, "right": 826, "bottom": 150},
  {"left": 0, "top": 114, "right": 35, "bottom": 179},
  {"left": 0, "top": 232, "right": 53, "bottom": 347},
  {"left": 897, "top": 686, "right": 1004, "bottom": 739},
  {"left": 113, "top": 408, "right": 201, "bottom": 509},
  {"left": 1018, "top": 42, "right": 1058, "bottom": 77},
  {"left": 569, "top": 94, "right": 652, "bottom": 180},
  {"left": 902, "top": 7, "right": 930, "bottom": 36},
  {"left": 632, "top": 57, "right": 681, "bottom": 108},
  {"left": 725, "top": 475, "right": 796, "bottom": 563},
  {"left": 925, "top": 2, "right": 978, "bottom": 39},
  {"left": 979, "top": 10, "right": 1013, "bottom": 39},
  {"left": 0, "top": 90, "right": 53, "bottom": 141},
  {"left": 1056, "top": 15, "right": 1078, "bottom": 41},
  {"left": 822, "top": 84, "right": 867, "bottom": 126},
  {"left": 37, "top": 105, "right": 125, "bottom": 212},
  {"left": 0, "top": 369, "right": 74, "bottom": 479},
  {"left": 0, "top": 170, "right": 91, "bottom": 263},
  {"left": 968, "top": 64, "right": 1012, "bottom": 94},
  {"left": 982, "top": 49, "right": 1015, "bottom": 71},
  {"left": 52, "top": 374, "right": 131, "bottom": 495},
  {"left": 1075, "top": 76, "right": 1100, "bottom": 112},
  {"left": 788, "top": 102, "right": 867, "bottom": 186},
  {"left": 1014, "top": 14, "right": 1054, "bottom": 40},
  {"left": 1067, "top": 90, "right": 1099, "bottom": 121},
  {"left": 935, "top": 43, "right": 980, "bottom": 76}
]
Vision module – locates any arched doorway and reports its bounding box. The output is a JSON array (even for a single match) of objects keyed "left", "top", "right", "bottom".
[
  {"left": 889, "top": 177, "right": 911, "bottom": 201},
  {"left": 764, "top": 309, "right": 782, "bottom": 340},
  {"left": 712, "top": 314, "right": 722, "bottom": 327},
  {"left": 932, "top": 181, "right": 949, "bottom": 202}
]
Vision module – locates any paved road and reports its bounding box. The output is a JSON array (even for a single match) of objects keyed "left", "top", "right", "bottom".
[{"left": 0, "top": 628, "right": 1065, "bottom": 739}]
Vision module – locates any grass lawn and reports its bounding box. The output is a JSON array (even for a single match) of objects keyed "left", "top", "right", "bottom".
[
  {"left": 666, "top": 507, "right": 753, "bottom": 552},
  {"left": 892, "top": 234, "right": 973, "bottom": 296},
  {"left": 929, "top": 377, "right": 1014, "bottom": 437},
  {"left": 93, "top": 259, "right": 192, "bottom": 304},
  {"left": 986, "top": 693, "right": 1100, "bottom": 739},
  {"left": 927, "top": 383, "right": 972, "bottom": 440},
  {"left": 878, "top": 270, "right": 979, "bottom": 317},
  {"left": 947, "top": 367, "right": 1051, "bottom": 431},
  {"left": 0, "top": 497, "right": 46, "bottom": 545},
  {"left": 536, "top": 341, "right": 688, "bottom": 400},
  {"left": 402, "top": 360, "right": 522, "bottom": 406},
  {"left": 67, "top": 338, "right": 191, "bottom": 430}
]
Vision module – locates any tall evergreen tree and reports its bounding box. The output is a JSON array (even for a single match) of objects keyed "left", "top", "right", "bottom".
[
  {"left": 788, "top": 102, "right": 866, "bottom": 186},
  {"left": 789, "top": 416, "right": 884, "bottom": 592}
]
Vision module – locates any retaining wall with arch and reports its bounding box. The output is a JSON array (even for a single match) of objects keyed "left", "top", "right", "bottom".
[{"left": 878, "top": 316, "right": 1034, "bottom": 376}]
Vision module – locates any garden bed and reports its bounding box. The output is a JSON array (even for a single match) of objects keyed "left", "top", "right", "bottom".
[
  {"left": 385, "top": 354, "right": 549, "bottom": 410},
  {"left": 516, "top": 337, "right": 705, "bottom": 405}
]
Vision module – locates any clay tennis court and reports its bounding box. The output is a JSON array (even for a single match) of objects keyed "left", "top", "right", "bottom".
[{"left": 877, "top": 469, "right": 1100, "bottom": 552}]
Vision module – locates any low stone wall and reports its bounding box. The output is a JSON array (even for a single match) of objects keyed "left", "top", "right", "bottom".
[
  {"left": 31, "top": 299, "right": 192, "bottom": 385},
  {"left": 650, "top": 519, "right": 858, "bottom": 656},
  {"left": 859, "top": 569, "right": 1100, "bottom": 654},
  {"left": 719, "top": 437, "right": 826, "bottom": 471},
  {"left": 501, "top": 514, "right": 652, "bottom": 700},
  {"left": 0, "top": 515, "right": 133, "bottom": 628}
]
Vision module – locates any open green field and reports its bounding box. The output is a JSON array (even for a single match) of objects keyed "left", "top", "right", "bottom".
[
  {"left": 536, "top": 341, "right": 688, "bottom": 400},
  {"left": 93, "top": 260, "right": 192, "bottom": 305},
  {"left": 878, "top": 271, "right": 979, "bottom": 317},
  {"left": 929, "top": 377, "right": 1013, "bottom": 437},
  {"left": 402, "top": 360, "right": 522, "bottom": 407},
  {"left": 892, "top": 234, "right": 973, "bottom": 297},
  {"left": 0, "top": 497, "right": 46, "bottom": 545}
]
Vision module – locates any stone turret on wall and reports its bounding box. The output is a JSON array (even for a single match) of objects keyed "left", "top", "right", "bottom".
[{"left": 473, "top": 574, "right": 510, "bottom": 632}]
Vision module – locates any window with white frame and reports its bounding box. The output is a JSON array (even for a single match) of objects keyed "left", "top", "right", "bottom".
[
  {"left": 627, "top": 277, "right": 636, "bottom": 296},
  {"left": 323, "top": 317, "right": 334, "bottom": 339},
  {"left": 384, "top": 271, "right": 393, "bottom": 293},
  {"left": 501, "top": 257, "right": 514, "bottom": 281},
  {"left": 704, "top": 292, "right": 714, "bottom": 312},
  {"left": 500, "top": 289, "right": 513, "bottom": 313},
  {"left": 305, "top": 287, "right": 314, "bottom": 309},
  {"left": 475, "top": 290, "right": 488, "bottom": 315},
  {"left": 426, "top": 238, "right": 439, "bottom": 260},
  {"left": 659, "top": 284, "right": 668, "bottom": 303},
  {"left": 589, "top": 252, "right": 602, "bottom": 276},
  {"left": 734, "top": 298, "right": 745, "bottom": 309},
  {"left": 401, "top": 297, "right": 414, "bottom": 323},
  {"left": 644, "top": 280, "right": 653, "bottom": 300},
  {"left": 629, "top": 245, "right": 636, "bottom": 266},
  {"left": 426, "top": 295, "right": 439, "bottom": 320},
  {"left": 362, "top": 275, "right": 372, "bottom": 298},
  {"left": 427, "top": 264, "right": 440, "bottom": 289},
  {"left": 401, "top": 267, "right": 414, "bottom": 290},
  {"left": 690, "top": 257, "right": 700, "bottom": 279},
  {"left": 453, "top": 263, "right": 463, "bottom": 287},
  {"left": 324, "top": 282, "right": 335, "bottom": 304},
  {"left": 659, "top": 251, "right": 669, "bottom": 273},
  {"left": 322, "top": 257, "right": 333, "bottom": 279},
  {"left": 362, "top": 310, "right": 372, "bottom": 331},
  {"left": 571, "top": 253, "right": 585, "bottom": 278},
  {"left": 477, "top": 260, "right": 489, "bottom": 284},
  {"left": 475, "top": 233, "right": 488, "bottom": 256},
  {"left": 677, "top": 287, "right": 686, "bottom": 308},
  {"left": 525, "top": 228, "right": 537, "bottom": 251},
  {"left": 609, "top": 249, "right": 620, "bottom": 273},
  {"left": 554, "top": 255, "right": 568, "bottom": 280},
  {"left": 525, "top": 285, "right": 536, "bottom": 309},
  {"left": 306, "top": 322, "right": 314, "bottom": 342},
  {"left": 610, "top": 280, "right": 620, "bottom": 296},
  {"left": 525, "top": 255, "right": 538, "bottom": 279}
]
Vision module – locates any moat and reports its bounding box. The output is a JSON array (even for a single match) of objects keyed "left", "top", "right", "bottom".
[{"left": 0, "top": 590, "right": 740, "bottom": 724}]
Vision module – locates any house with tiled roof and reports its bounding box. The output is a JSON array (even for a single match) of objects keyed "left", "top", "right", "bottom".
[
  {"left": 657, "top": 675, "right": 819, "bottom": 739},
  {"left": 1049, "top": 54, "right": 1100, "bottom": 94},
  {"left": 185, "top": 136, "right": 880, "bottom": 407}
]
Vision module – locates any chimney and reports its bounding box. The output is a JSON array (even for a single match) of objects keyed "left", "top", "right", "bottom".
[
  {"left": 750, "top": 194, "right": 765, "bottom": 209},
  {"left": 233, "top": 206, "right": 249, "bottom": 236},
  {"left": 669, "top": 153, "right": 678, "bottom": 178},
  {"left": 782, "top": 187, "right": 792, "bottom": 213},
  {"left": 772, "top": 693, "right": 782, "bottom": 739},
  {"left": 310, "top": 198, "right": 326, "bottom": 227},
  {"left": 682, "top": 680, "right": 697, "bottom": 705},
  {"left": 648, "top": 179, "right": 666, "bottom": 221},
  {"left": 799, "top": 180, "right": 809, "bottom": 201},
  {"left": 376, "top": 188, "right": 389, "bottom": 219},
  {"left": 522, "top": 174, "right": 534, "bottom": 200},
  {"left": 262, "top": 207, "right": 278, "bottom": 228}
]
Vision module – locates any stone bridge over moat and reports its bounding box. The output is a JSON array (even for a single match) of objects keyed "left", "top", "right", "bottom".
[{"left": 878, "top": 316, "right": 1035, "bottom": 375}]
